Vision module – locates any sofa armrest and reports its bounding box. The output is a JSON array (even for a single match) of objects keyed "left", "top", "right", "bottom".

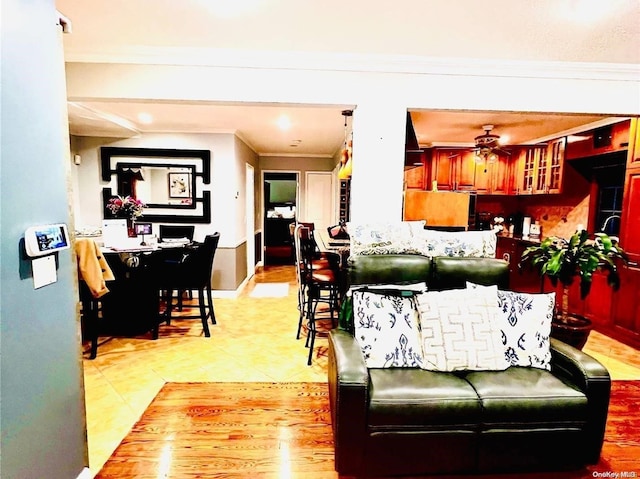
[
  {"left": 550, "top": 338, "right": 611, "bottom": 464},
  {"left": 327, "top": 329, "right": 369, "bottom": 475}
]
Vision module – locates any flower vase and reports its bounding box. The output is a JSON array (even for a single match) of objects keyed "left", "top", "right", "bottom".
[{"left": 126, "top": 218, "right": 137, "bottom": 237}]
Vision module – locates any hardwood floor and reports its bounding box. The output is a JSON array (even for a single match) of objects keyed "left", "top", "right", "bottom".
[
  {"left": 82, "top": 264, "right": 640, "bottom": 477},
  {"left": 95, "top": 381, "right": 640, "bottom": 479}
]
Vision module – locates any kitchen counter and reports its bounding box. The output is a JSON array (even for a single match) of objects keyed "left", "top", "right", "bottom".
[
  {"left": 496, "top": 233, "right": 542, "bottom": 245},
  {"left": 495, "top": 234, "right": 546, "bottom": 293}
]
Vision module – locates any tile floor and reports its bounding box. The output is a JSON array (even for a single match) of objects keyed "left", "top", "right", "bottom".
[{"left": 82, "top": 264, "right": 640, "bottom": 477}]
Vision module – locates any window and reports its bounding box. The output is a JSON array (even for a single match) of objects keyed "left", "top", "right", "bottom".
[{"left": 594, "top": 161, "right": 625, "bottom": 237}]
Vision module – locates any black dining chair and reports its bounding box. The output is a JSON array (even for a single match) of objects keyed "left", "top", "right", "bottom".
[
  {"left": 158, "top": 225, "right": 196, "bottom": 306},
  {"left": 159, "top": 225, "right": 195, "bottom": 242},
  {"left": 155, "top": 232, "right": 220, "bottom": 337}
]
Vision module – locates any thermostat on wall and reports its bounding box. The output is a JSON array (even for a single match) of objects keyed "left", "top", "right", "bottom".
[{"left": 25, "top": 223, "right": 70, "bottom": 257}]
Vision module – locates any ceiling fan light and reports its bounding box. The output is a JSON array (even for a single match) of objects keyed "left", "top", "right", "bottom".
[{"left": 489, "top": 152, "right": 498, "bottom": 163}]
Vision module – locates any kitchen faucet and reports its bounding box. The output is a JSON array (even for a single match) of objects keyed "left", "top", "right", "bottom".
[{"left": 600, "top": 214, "right": 621, "bottom": 232}]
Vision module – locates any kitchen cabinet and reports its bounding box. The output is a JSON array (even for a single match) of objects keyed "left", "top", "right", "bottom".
[
  {"left": 565, "top": 272, "right": 614, "bottom": 328},
  {"left": 488, "top": 154, "right": 511, "bottom": 195},
  {"left": 627, "top": 117, "right": 640, "bottom": 169},
  {"left": 428, "top": 148, "right": 480, "bottom": 191},
  {"left": 565, "top": 120, "right": 631, "bottom": 160},
  {"left": 404, "top": 165, "right": 425, "bottom": 189},
  {"left": 429, "top": 149, "right": 458, "bottom": 191},
  {"left": 495, "top": 236, "right": 549, "bottom": 293},
  {"left": 606, "top": 162, "right": 640, "bottom": 348},
  {"left": 428, "top": 148, "right": 510, "bottom": 194},
  {"left": 544, "top": 137, "right": 566, "bottom": 194},
  {"left": 512, "top": 139, "right": 565, "bottom": 195}
]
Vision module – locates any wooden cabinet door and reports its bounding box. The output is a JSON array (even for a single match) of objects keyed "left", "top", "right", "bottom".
[
  {"left": 431, "top": 149, "right": 456, "bottom": 191},
  {"left": 609, "top": 161, "right": 640, "bottom": 347},
  {"left": 619, "top": 168, "right": 640, "bottom": 259},
  {"left": 472, "top": 156, "right": 493, "bottom": 194},
  {"left": 455, "top": 150, "right": 477, "bottom": 191},
  {"left": 513, "top": 147, "right": 536, "bottom": 194},
  {"left": 533, "top": 146, "right": 549, "bottom": 194},
  {"left": 490, "top": 155, "right": 511, "bottom": 195},
  {"left": 404, "top": 165, "right": 425, "bottom": 189},
  {"left": 566, "top": 272, "right": 614, "bottom": 328},
  {"left": 628, "top": 117, "right": 640, "bottom": 169},
  {"left": 546, "top": 138, "right": 565, "bottom": 194},
  {"left": 611, "top": 265, "right": 640, "bottom": 347}
]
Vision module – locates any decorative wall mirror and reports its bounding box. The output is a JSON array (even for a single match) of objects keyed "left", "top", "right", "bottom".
[{"left": 101, "top": 146, "right": 211, "bottom": 223}]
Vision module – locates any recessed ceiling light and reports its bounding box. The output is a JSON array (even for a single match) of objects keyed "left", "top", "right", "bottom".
[
  {"left": 137, "top": 112, "right": 153, "bottom": 124},
  {"left": 277, "top": 115, "right": 291, "bottom": 131}
]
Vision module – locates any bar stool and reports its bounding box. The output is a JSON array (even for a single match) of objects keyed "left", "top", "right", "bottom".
[{"left": 297, "top": 225, "right": 340, "bottom": 365}]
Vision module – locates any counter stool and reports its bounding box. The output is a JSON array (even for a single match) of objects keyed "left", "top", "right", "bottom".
[{"left": 297, "top": 225, "right": 340, "bottom": 365}]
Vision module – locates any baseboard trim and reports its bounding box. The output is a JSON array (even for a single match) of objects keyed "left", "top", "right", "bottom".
[{"left": 213, "top": 276, "right": 248, "bottom": 299}]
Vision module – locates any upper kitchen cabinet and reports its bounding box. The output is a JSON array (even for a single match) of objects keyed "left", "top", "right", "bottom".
[
  {"left": 565, "top": 120, "right": 630, "bottom": 160},
  {"left": 512, "top": 138, "right": 565, "bottom": 195},
  {"left": 427, "top": 148, "right": 509, "bottom": 194},
  {"left": 627, "top": 117, "right": 640, "bottom": 169}
]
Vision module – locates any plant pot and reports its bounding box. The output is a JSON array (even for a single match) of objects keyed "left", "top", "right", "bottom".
[{"left": 551, "top": 314, "right": 593, "bottom": 350}]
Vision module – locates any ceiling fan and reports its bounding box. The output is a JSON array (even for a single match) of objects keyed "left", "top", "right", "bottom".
[{"left": 472, "top": 124, "right": 510, "bottom": 164}]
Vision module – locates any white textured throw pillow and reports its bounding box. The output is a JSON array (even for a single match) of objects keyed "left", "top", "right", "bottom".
[
  {"left": 415, "top": 287, "right": 509, "bottom": 372},
  {"left": 466, "top": 282, "right": 555, "bottom": 371},
  {"left": 352, "top": 290, "right": 423, "bottom": 368}
]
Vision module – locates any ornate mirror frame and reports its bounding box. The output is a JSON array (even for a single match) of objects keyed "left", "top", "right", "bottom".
[{"left": 101, "top": 146, "right": 211, "bottom": 223}]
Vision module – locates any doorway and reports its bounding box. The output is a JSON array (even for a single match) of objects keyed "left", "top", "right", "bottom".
[{"left": 263, "top": 172, "right": 298, "bottom": 265}]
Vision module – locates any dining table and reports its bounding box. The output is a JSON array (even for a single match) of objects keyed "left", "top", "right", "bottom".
[{"left": 88, "top": 241, "right": 196, "bottom": 339}]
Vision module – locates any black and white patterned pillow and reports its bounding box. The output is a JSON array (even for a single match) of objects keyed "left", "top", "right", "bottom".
[
  {"left": 497, "top": 290, "right": 555, "bottom": 370},
  {"left": 466, "top": 282, "right": 555, "bottom": 371},
  {"left": 416, "top": 287, "right": 509, "bottom": 372},
  {"left": 352, "top": 290, "right": 423, "bottom": 368}
]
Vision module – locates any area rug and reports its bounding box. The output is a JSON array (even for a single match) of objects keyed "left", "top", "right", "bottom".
[
  {"left": 95, "top": 381, "right": 640, "bottom": 479},
  {"left": 249, "top": 282, "right": 290, "bottom": 298}
]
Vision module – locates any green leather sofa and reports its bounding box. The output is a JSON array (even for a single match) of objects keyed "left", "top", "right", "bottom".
[{"left": 328, "top": 255, "right": 611, "bottom": 476}]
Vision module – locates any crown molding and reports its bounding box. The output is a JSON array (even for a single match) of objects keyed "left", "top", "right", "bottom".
[{"left": 64, "top": 47, "right": 640, "bottom": 82}]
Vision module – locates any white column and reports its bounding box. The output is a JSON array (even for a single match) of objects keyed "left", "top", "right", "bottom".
[{"left": 349, "top": 101, "right": 406, "bottom": 223}]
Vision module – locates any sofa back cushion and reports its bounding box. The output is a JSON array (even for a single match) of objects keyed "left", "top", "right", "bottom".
[
  {"left": 348, "top": 254, "right": 432, "bottom": 288},
  {"left": 432, "top": 257, "right": 509, "bottom": 291}
]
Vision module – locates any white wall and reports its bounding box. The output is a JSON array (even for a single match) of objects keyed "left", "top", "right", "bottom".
[{"left": 65, "top": 60, "right": 640, "bottom": 225}]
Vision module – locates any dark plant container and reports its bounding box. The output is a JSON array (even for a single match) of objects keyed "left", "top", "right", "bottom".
[{"left": 551, "top": 314, "right": 592, "bottom": 350}]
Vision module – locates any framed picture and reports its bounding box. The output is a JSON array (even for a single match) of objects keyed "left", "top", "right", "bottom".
[{"left": 168, "top": 172, "right": 191, "bottom": 198}]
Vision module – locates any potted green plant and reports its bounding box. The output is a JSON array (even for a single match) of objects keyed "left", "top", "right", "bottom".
[{"left": 519, "top": 229, "right": 628, "bottom": 349}]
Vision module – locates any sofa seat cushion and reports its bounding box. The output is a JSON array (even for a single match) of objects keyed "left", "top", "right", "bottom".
[
  {"left": 368, "top": 368, "right": 481, "bottom": 429},
  {"left": 463, "top": 367, "right": 588, "bottom": 428}
]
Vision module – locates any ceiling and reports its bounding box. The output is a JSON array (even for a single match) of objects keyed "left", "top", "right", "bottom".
[{"left": 58, "top": 0, "right": 639, "bottom": 157}]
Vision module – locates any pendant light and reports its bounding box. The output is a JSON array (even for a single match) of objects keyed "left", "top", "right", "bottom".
[{"left": 338, "top": 110, "right": 353, "bottom": 180}]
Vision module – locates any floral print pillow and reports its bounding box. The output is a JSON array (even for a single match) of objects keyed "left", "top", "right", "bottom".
[
  {"left": 417, "top": 229, "right": 497, "bottom": 258},
  {"left": 347, "top": 221, "right": 426, "bottom": 256},
  {"left": 352, "top": 289, "right": 423, "bottom": 368}
]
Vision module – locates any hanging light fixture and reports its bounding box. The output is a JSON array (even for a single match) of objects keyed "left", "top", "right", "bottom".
[
  {"left": 338, "top": 110, "right": 353, "bottom": 180},
  {"left": 474, "top": 125, "right": 501, "bottom": 165}
]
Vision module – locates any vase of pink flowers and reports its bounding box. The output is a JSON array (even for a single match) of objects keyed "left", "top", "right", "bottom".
[{"left": 106, "top": 195, "right": 146, "bottom": 237}]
